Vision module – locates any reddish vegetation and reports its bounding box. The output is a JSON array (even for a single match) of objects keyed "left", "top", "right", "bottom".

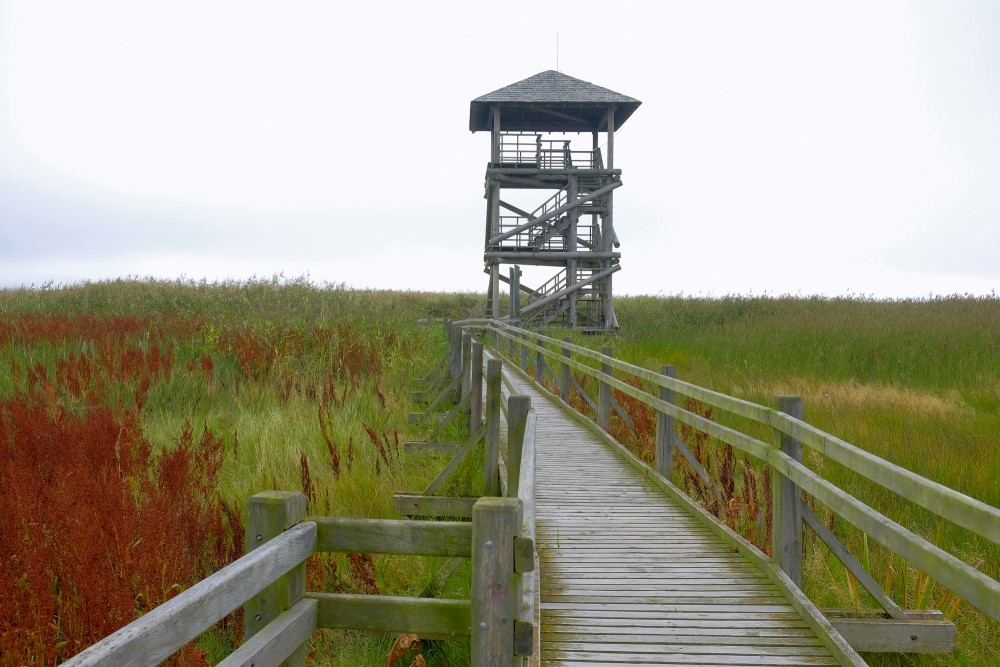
[{"left": 0, "top": 315, "right": 243, "bottom": 665}]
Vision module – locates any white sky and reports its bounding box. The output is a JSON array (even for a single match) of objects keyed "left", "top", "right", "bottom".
[{"left": 1, "top": 1, "right": 998, "bottom": 296}]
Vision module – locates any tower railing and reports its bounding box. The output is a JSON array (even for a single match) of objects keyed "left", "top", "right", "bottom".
[{"left": 497, "top": 133, "right": 599, "bottom": 169}]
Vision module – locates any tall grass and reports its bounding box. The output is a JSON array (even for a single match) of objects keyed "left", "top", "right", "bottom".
[
  {"left": 0, "top": 278, "right": 479, "bottom": 665},
  {"left": 609, "top": 294, "right": 1000, "bottom": 666}
]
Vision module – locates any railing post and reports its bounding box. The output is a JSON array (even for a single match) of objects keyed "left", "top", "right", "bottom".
[
  {"left": 506, "top": 396, "right": 531, "bottom": 497},
  {"left": 485, "top": 359, "right": 502, "bottom": 496},
  {"left": 471, "top": 497, "right": 522, "bottom": 667},
  {"left": 449, "top": 323, "right": 462, "bottom": 401},
  {"left": 461, "top": 330, "right": 473, "bottom": 402},
  {"left": 245, "top": 491, "right": 309, "bottom": 667},
  {"left": 471, "top": 341, "right": 484, "bottom": 434},
  {"left": 534, "top": 340, "right": 544, "bottom": 383},
  {"left": 519, "top": 332, "right": 528, "bottom": 371},
  {"left": 597, "top": 347, "right": 612, "bottom": 429},
  {"left": 560, "top": 337, "right": 571, "bottom": 403},
  {"left": 655, "top": 364, "right": 677, "bottom": 478},
  {"left": 773, "top": 395, "right": 805, "bottom": 589}
]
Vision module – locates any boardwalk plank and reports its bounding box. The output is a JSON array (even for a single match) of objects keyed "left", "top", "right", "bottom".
[{"left": 501, "top": 370, "right": 843, "bottom": 667}]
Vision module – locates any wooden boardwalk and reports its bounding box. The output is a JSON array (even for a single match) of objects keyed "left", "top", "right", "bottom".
[{"left": 503, "top": 371, "right": 840, "bottom": 666}]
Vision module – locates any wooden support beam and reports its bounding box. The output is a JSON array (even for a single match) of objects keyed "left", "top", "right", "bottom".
[
  {"left": 498, "top": 199, "right": 535, "bottom": 219},
  {"left": 518, "top": 265, "right": 620, "bottom": 317},
  {"left": 655, "top": 365, "right": 677, "bottom": 478},
  {"left": 488, "top": 180, "right": 623, "bottom": 245},
  {"left": 312, "top": 517, "right": 471, "bottom": 557},
  {"left": 423, "top": 423, "right": 487, "bottom": 496},
  {"left": 484, "top": 359, "right": 502, "bottom": 496},
  {"left": 310, "top": 593, "right": 471, "bottom": 640},
  {"left": 803, "top": 504, "right": 907, "bottom": 620},
  {"left": 598, "top": 347, "right": 612, "bottom": 430},
  {"left": 560, "top": 337, "right": 571, "bottom": 403},
  {"left": 471, "top": 341, "right": 484, "bottom": 434},
  {"left": 824, "top": 610, "right": 955, "bottom": 653},
  {"left": 773, "top": 396, "right": 804, "bottom": 589},
  {"left": 392, "top": 493, "right": 478, "bottom": 519},
  {"left": 472, "top": 498, "right": 522, "bottom": 664},
  {"left": 246, "top": 491, "right": 309, "bottom": 667},
  {"left": 403, "top": 441, "right": 463, "bottom": 455}
]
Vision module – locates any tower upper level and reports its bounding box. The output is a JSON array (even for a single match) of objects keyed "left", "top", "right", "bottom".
[{"left": 469, "top": 70, "right": 641, "bottom": 133}]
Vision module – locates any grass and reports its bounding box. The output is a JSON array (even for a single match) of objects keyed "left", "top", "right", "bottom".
[
  {"left": 0, "top": 277, "right": 480, "bottom": 666},
  {"left": 3, "top": 281, "right": 997, "bottom": 665},
  {"left": 606, "top": 294, "right": 1000, "bottom": 666}
]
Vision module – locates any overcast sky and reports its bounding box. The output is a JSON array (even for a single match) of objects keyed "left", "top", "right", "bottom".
[{"left": 1, "top": 1, "right": 997, "bottom": 297}]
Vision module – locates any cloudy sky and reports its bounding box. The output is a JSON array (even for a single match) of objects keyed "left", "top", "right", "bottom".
[{"left": 1, "top": 1, "right": 997, "bottom": 296}]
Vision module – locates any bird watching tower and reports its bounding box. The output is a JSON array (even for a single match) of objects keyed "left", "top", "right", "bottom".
[{"left": 470, "top": 70, "right": 641, "bottom": 330}]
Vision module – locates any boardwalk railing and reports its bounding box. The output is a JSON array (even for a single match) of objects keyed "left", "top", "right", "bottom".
[
  {"left": 465, "top": 319, "right": 1000, "bottom": 654},
  {"left": 63, "top": 324, "right": 539, "bottom": 667}
]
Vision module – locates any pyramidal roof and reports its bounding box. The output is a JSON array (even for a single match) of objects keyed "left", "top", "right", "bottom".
[{"left": 470, "top": 70, "right": 641, "bottom": 132}]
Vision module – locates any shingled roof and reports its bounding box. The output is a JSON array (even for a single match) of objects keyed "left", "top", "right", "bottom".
[{"left": 470, "top": 70, "right": 641, "bottom": 133}]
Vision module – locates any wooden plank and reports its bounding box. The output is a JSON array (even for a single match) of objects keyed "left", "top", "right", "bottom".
[
  {"left": 309, "top": 592, "right": 471, "bottom": 639},
  {"left": 312, "top": 517, "right": 471, "bottom": 557},
  {"left": 484, "top": 359, "right": 502, "bottom": 496},
  {"left": 392, "top": 493, "right": 477, "bottom": 518},
  {"left": 802, "top": 504, "right": 906, "bottom": 619},
  {"left": 423, "top": 422, "right": 486, "bottom": 496},
  {"left": 827, "top": 615, "right": 955, "bottom": 653},
  {"left": 217, "top": 598, "right": 317, "bottom": 667},
  {"left": 61, "top": 523, "right": 317, "bottom": 667},
  {"left": 403, "top": 440, "right": 463, "bottom": 455}
]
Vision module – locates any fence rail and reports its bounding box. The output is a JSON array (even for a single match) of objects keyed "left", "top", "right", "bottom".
[{"left": 471, "top": 320, "right": 1000, "bottom": 628}]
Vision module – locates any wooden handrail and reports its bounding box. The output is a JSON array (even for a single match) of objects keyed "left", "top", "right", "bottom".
[
  {"left": 473, "top": 321, "right": 1000, "bottom": 625},
  {"left": 62, "top": 522, "right": 317, "bottom": 667}
]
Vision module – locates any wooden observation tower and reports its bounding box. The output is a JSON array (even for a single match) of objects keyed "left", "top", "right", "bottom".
[{"left": 471, "top": 70, "right": 641, "bottom": 330}]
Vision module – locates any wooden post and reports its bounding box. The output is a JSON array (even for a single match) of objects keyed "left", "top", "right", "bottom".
[
  {"left": 655, "top": 365, "right": 677, "bottom": 478},
  {"left": 560, "top": 337, "right": 571, "bottom": 403},
  {"left": 773, "top": 395, "right": 805, "bottom": 589},
  {"left": 461, "top": 331, "right": 473, "bottom": 402},
  {"left": 471, "top": 341, "right": 484, "bottom": 434},
  {"left": 245, "top": 491, "right": 309, "bottom": 667},
  {"left": 519, "top": 332, "right": 528, "bottom": 371},
  {"left": 484, "top": 359, "right": 502, "bottom": 496},
  {"left": 506, "top": 396, "right": 531, "bottom": 498},
  {"left": 597, "top": 347, "right": 612, "bottom": 429},
  {"left": 472, "top": 498, "right": 522, "bottom": 666},
  {"left": 534, "top": 340, "right": 544, "bottom": 383}
]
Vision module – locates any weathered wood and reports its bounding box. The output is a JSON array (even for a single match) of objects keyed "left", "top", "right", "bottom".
[
  {"left": 824, "top": 610, "right": 955, "bottom": 653},
  {"left": 217, "top": 598, "right": 317, "bottom": 667},
  {"left": 309, "top": 592, "right": 471, "bottom": 639},
  {"left": 246, "top": 491, "right": 309, "bottom": 667},
  {"left": 412, "top": 374, "right": 462, "bottom": 420},
  {"left": 507, "top": 395, "right": 531, "bottom": 498},
  {"left": 461, "top": 330, "right": 473, "bottom": 401},
  {"left": 472, "top": 498, "right": 522, "bottom": 666},
  {"left": 471, "top": 341, "right": 484, "bottom": 433},
  {"left": 484, "top": 359, "right": 502, "bottom": 496},
  {"left": 62, "top": 523, "right": 317, "bottom": 667},
  {"left": 655, "top": 364, "right": 676, "bottom": 478},
  {"left": 426, "top": 390, "right": 473, "bottom": 440},
  {"left": 534, "top": 341, "right": 545, "bottom": 383},
  {"left": 422, "top": 422, "right": 486, "bottom": 496},
  {"left": 773, "top": 396, "right": 804, "bottom": 589},
  {"left": 499, "top": 322, "right": 1000, "bottom": 547},
  {"left": 803, "top": 504, "right": 906, "bottom": 619},
  {"left": 560, "top": 337, "right": 571, "bottom": 403},
  {"left": 487, "top": 180, "right": 623, "bottom": 245},
  {"left": 392, "top": 493, "right": 478, "bottom": 519},
  {"left": 597, "top": 347, "right": 612, "bottom": 429},
  {"left": 403, "top": 440, "right": 463, "bottom": 455},
  {"left": 312, "top": 516, "right": 471, "bottom": 556}
]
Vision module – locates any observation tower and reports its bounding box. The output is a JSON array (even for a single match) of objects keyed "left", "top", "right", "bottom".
[{"left": 470, "top": 70, "right": 641, "bottom": 330}]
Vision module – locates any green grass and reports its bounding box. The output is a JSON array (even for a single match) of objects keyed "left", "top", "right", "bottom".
[
  {"left": 4, "top": 282, "right": 997, "bottom": 665},
  {"left": 608, "top": 294, "right": 1000, "bottom": 666},
  {"left": 0, "top": 278, "right": 480, "bottom": 665}
]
